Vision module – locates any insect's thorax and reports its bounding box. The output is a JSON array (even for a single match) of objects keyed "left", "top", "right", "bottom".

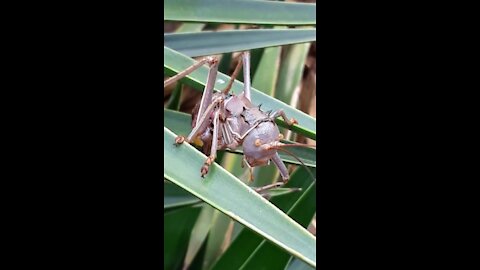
[{"left": 192, "top": 92, "right": 280, "bottom": 160}]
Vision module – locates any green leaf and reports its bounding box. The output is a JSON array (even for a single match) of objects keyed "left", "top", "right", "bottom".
[
  {"left": 210, "top": 167, "right": 316, "bottom": 270},
  {"left": 164, "top": 29, "right": 316, "bottom": 57},
  {"left": 166, "top": 82, "right": 183, "bottom": 111},
  {"left": 252, "top": 45, "right": 282, "bottom": 96},
  {"left": 240, "top": 181, "right": 316, "bottom": 269},
  {"left": 287, "top": 258, "right": 315, "bottom": 270},
  {"left": 164, "top": 127, "right": 316, "bottom": 267},
  {"left": 276, "top": 43, "right": 311, "bottom": 105},
  {"left": 164, "top": 108, "right": 316, "bottom": 168},
  {"left": 202, "top": 211, "right": 232, "bottom": 270},
  {"left": 175, "top": 22, "right": 206, "bottom": 33},
  {"left": 164, "top": 206, "right": 202, "bottom": 270},
  {"left": 164, "top": 0, "right": 316, "bottom": 26},
  {"left": 164, "top": 181, "right": 202, "bottom": 210},
  {"left": 183, "top": 205, "right": 216, "bottom": 270},
  {"left": 164, "top": 46, "right": 316, "bottom": 139}
]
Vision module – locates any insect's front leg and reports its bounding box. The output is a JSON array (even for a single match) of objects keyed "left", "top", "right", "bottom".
[
  {"left": 200, "top": 110, "right": 221, "bottom": 177},
  {"left": 174, "top": 57, "right": 220, "bottom": 145},
  {"left": 174, "top": 98, "right": 222, "bottom": 145}
]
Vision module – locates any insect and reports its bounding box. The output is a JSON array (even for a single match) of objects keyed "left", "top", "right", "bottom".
[{"left": 165, "top": 51, "right": 313, "bottom": 193}]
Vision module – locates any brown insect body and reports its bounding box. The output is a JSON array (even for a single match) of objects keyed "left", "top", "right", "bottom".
[
  {"left": 192, "top": 91, "right": 281, "bottom": 164},
  {"left": 169, "top": 51, "right": 300, "bottom": 191}
]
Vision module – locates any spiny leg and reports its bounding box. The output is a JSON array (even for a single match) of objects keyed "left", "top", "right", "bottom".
[{"left": 201, "top": 110, "right": 221, "bottom": 177}]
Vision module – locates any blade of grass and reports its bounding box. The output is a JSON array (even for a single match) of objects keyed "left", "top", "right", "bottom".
[
  {"left": 164, "top": 127, "right": 316, "bottom": 267},
  {"left": 164, "top": 206, "right": 202, "bottom": 270},
  {"left": 276, "top": 43, "right": 311, "bottom": 106},
  {"left": 286, "top": 258, "right": 316, "bottom": 270},
  {"left": 202, "top": 211, "right": 232, "bottom": 270},
  {"left": 210, "top": 167, "right": 316, "bottom": 270},
  {"left": 166, "top": 82, "right": 182, "bottom": 110},
  {"left": 164, "top": 46, "right": 316, "bottom": 139},
  {"left": 183, "top": 205, "right": 216, "bottom": 270},
  {"left": 164, "top": 182, "right": 202, "bottom": 210},
  {"left": 240, "top": 181, "right": 316, "bottom": 269},
  {"left": 165, "top": 0, "right": 316, "bottom": 26},
  {"left": 164, "top": 29, "right": 315, "bottom": 57}
]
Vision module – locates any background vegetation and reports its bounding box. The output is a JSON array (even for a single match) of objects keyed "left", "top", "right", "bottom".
[{"left": 164, "top": 1, "right": 317, "bottom": 269}]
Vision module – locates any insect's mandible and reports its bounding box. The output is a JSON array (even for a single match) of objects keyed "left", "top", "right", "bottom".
[{"left": 165, "top": 51, "right": 301, "bottom": 193}]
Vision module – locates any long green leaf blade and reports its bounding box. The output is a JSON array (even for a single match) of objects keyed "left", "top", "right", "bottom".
[
  {"left": 240, "top": 181, "right": 316, "bottom": 269},
  {"left": 276, "top": 43, "right": 311, "bottom": 105},
  {"left": 210, "top": 167, "right": 316, "bottom": 270},
  {"left": 287, "top": 258, "right": 316, "bottom": 270},
  {"left": 202, "top": 211, "right": 232, "bottom": 270},
  {"left": 164, "top": 29, "right": 316, "bottom": 57},
  {"left": 164, "top": 0, "right": 316, "bottom": 26},
  {"left": 164, "top": 46, "right": 316, "bottom": 139},
  {"left": 164, "top": 206, "right": 202, "bottom": 270},
  {"left": 164, "top": 127, "right": 316, "bottom": 267},
  {"left": 183, "top": 205, "right": 215, "bottom": 270},
  {"left": 164, "top": 181, "right": 202, "bottom": 210}
]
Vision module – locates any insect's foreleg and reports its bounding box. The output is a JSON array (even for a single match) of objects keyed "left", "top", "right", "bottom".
[
  {"left": 269, "top": 109, "right": 298, "bottom": 126},
  {"left": 175, "top": 58, "right": 220, "bottom": 145},
  {"left": 175, "top": 98, "right": 222, "bottom": 144},
  {"left": 200, "top": 110, "right": 221, "bottom": 177},
  {"left": 195, "top": 57, "right": 219, "bottom": 127},
  {"left": 164, "top": 57, "right": 217, "bottom": 88}
]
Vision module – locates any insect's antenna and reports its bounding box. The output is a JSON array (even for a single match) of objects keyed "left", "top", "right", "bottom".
[{"left": 270, "top": 146, "right": 316, "bottom": 182}]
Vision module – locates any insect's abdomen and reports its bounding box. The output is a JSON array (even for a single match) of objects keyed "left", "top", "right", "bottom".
[{"left": 242, "top": 121, "right": 280, "bottom": 166}]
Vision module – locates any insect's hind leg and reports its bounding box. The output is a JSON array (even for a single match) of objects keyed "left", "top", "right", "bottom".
[
  {"left": 164, "top": 56, "right": 217, "bottom": 88},
  {"left": 270, "top": 109, "right": 298, "bottom": 126},
  {"left": 254, "top": 152, "right": 290, "bottom": 194},
  {"left": 221, "top": 54, "right": 243, "bottom": 95}
]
